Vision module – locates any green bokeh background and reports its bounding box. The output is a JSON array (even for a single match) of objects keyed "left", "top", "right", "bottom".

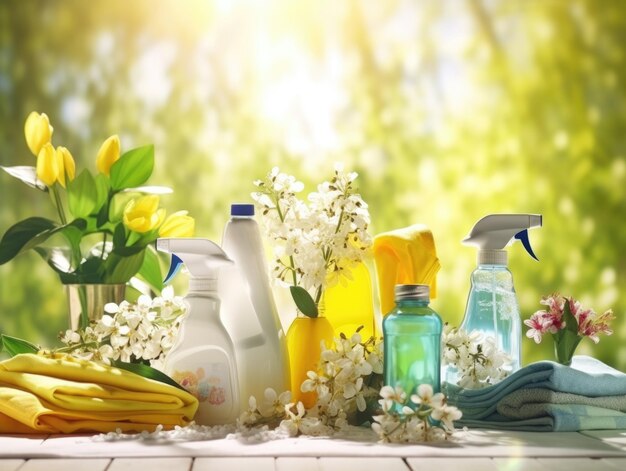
[{"left": 1, "top": 0, "right": 625, "bottom": 368}]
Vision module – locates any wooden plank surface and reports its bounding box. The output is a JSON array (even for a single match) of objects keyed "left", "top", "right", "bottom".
[
  {"left": 319, "top": 457, "right": 409, "bottom": 471},
  {"left": 492, "top": 458, "right": 547, "bottom": 471},
  {"left": 108, "top": 458, "right": 193, "bottom": 471},
  {"left": 193, "top": 457, "right": 275, "bottom": 471},
  {"left": 536, "top": 457, "right": 617, "bottom": 471},
  {"left": 276, "top": 457, "right": 319, "bottom": 471},
  {"left": 408, "top": 457, "right": 498, "bottom": 471},
  {"left": 0, "top": 460, "right": 25, "bottom": 471},
  {"left": 2, "top": 430, "right": 626, "bottom": 459},
  {"left": 602, "top": 458, "right": 626, "bottom": 470},
  {"left": 18, "top": 458, "right": 110, "bottom": 471}
]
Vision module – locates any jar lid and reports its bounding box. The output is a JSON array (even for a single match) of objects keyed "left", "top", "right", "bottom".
[{"left": 394, "top": 284, "right": 430, "bottom": 302}]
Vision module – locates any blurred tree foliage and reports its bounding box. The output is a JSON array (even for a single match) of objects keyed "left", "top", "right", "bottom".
[{"left": 0, "top": 0, "right": 625, "bottom": 368}]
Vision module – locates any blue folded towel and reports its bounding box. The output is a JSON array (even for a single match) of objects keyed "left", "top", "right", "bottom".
[{"left": 445, "top": 356, "right": 626, "bottom": 431}]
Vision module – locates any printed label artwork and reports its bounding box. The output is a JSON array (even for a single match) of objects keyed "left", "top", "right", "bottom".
[{"left": 172, "top": 363, "right": 230, "bottom": 405}]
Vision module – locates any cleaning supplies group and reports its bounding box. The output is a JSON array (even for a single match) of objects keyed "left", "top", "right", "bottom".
[
  {"left": 158, "top": 209, "right": 542, "bottom": 425},
  {"left": 157, "top": 204, "right": 288, "bottom": 425}
]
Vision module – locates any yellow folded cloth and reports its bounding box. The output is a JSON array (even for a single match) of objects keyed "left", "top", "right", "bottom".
[
  {"left": 0, "top": 353, "right": 198, "bottom": 434},
  {"left": 373, "top": 224, "right": 441, "bottom": 315}
]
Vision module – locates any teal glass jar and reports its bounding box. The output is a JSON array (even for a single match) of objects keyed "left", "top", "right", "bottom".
[{"left": 383, "top": 284, "right": 443, "bottom": 406}]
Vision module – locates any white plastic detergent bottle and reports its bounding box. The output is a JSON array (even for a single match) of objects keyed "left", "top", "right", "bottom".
[
  {"left": 219, "top": 203, "right": 289, "bottom": 409},
  {"left": 156, "top": 237, "right": 240, "bottom": 425},
  {"left": 453, "top": 214, "right": 542, "bottom": 383}
]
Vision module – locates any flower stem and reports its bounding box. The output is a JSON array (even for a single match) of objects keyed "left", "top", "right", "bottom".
[
  {"left": 314, "top": 286, "right": 323, "bottom": 304},
  {"left": 289, "top": 255, "right": 298, "bottom": 286},
  {"left": 51, "top": 185, "right": 67, "bottom": 225},
  {"left": 100, "top": 232, "right": 107, "bottom": 261},
  {"left": 273, "top": 192, "right": 299, "bottom": 286}
]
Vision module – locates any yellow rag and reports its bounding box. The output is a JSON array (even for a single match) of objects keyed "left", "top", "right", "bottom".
[
  {"left": 373, "top": 224, "right": 441, "bottom": 315},
  {"left": 0, "top": 353, "right": 198, "bottom": 434}
]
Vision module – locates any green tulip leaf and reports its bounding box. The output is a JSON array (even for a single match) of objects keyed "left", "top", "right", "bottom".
[
  {"left": 67, "top": 169, "right": 98, "bottom": 218},
  {"left": 0, "top": 334, "right": 39, "bottom": 357},
  {"left": 111, "top": 360, "right": 186, "bottom": 392},
  {"left": 105, "top": 250, "right": 146, "bottom": 283},
  {"left": 290, "top": 285, "right": 318, "bottom": 318},
  {"left": 137, "top": 245, "right": 164, "bottom": 292},
  {"left": 1, "top": 165, "right": 48, "bottom": 191},
  {"left": 0, "top": 217, "right": 58, "bottom": 265},
  {"left": 34, "top": 246, "right": 71, "bottom": 271},
  {"left": 76, "top": 256, "right": 107, "bottom": 283},
  {"left": 94, "top": 173, "right": 110, "bottom": 210},
  {"left": 110, "top": 145, "right": 155, "bottom": 191},
  {"left": 112, "top": 222, "right": 127, "bottom": 249}
]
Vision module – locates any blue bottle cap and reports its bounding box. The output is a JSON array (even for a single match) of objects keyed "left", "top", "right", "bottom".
[{"left": 231, "top": 203, "right": 255, "bottom": 216}]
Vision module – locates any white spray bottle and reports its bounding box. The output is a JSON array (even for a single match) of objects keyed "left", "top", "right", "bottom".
[
  {"left": 452, "top": 214, "right": 542, "bottom": 384},
  {"left": 219, "top": 204, "right": 289, "bottom": 409},
  {"left": 156, "top": 237, "right": 240, "bottom": 425}
]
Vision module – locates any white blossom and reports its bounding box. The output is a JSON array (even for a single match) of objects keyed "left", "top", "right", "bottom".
[
  {"left": 239, "top": 330, "right": 384, "bottom": 434},
  {"left": 58, "top": 289, "right": 188, "bottom": 370},
  {"left": 410, "top": 384, "right": 444, "bottom": 409},
  {"left": 431, "top": 405, "right": 463, "bottom": 432},
  {"left": 372, "top": 383, "right": 462, "bottom": 443},
  {"left": 442, "top": 324, "right": 511, "bottom": 389},
  {"left": 252, "top": 166, "right": 372, "bottom": 308}
]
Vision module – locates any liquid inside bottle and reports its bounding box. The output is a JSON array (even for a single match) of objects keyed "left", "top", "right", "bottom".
[
  {"left": 383, "top": 284, "right": 442, "bottom": 410},
  {"left": 445, "top": 263, "right": 520, "bottom": 386}
]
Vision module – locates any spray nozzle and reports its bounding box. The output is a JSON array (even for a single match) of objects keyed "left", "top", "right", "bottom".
[
  {"left": 156, "top": 238, "right": 233, "bottom": 284},
  {"left": 514, "top": 229, "right": 539, "bottom": 261},
  {"left": 163, "top": 254, "right": 184, "bottom": 284},
  {"left": 463, "top": 214, "right": 542, "bottom": 264}
]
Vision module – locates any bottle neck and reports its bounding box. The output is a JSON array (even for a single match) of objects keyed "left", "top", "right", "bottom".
[
  {"left": 395, "top": 299, "right": 430, "bottom": 308},
  {"left": 189, "top": 278, "right": 217, "bottom": 292},
  {"left": 477, "top": 249, "right": 507, "bottom": 266}
]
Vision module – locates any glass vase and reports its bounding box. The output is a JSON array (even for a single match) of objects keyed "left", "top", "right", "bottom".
[
  {"left": 66, "top": 283, "right": 126, "bottom": 331},
  {"left": 286, "top": 311, "right": 335, "bottom": 409}
]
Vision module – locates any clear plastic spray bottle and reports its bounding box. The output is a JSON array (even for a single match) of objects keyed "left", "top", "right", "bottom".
[{"left": 447, "top": 214, "right": 542, "bottom": 386}]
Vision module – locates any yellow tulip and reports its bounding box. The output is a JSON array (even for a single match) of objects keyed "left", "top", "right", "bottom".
[
  {"left": 123, "top": 195, "right": 166, "bottom": 233},
  {"left": 96, "top": 135, "right": 121, "bottom": 176},
  {"left": 55, "top": 146, "right": 75, "bottom": 188},
  {"left": 158, "top": 211, "right": 195, "bottom": 237},
  {"left": 36, "top": 143, "right": 60, "bottom": 186},
  {"left": 24, "top": 112, "right": 53, "bottom": 156}
]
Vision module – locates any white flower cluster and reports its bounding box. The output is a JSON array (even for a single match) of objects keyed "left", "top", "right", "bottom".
[
  {"left": 252, "top": 165, "right": 372, "bottom": 301},
  {"left": 239, "top": 332, "right": 383, "bottom": 437},
  {"left": 59, "top": 286, "right": 187, "bottom": 369},
  {"left": 239, "top": 387, "right": 333, "bottom": 437},
  {"left": 441, "top": 324, "right": 511, "bottom": 389},
  {"left": 303, "top": 332, "right": 383, "bottom": 426},
  {"left": 372, "top": 384, "right": 462, "bottom": 443}
]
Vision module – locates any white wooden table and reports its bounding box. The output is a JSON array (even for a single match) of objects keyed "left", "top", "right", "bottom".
[{"left": 1, "top": 429, "right": 626, "bottom": 471}]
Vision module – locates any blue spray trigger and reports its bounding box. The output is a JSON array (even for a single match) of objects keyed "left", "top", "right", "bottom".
[
  {"left": 163, "top": 253, "right": 184, "bottom": 284},
  {"left": 514, "top": 229, "right": 539, "bottom": 261}
]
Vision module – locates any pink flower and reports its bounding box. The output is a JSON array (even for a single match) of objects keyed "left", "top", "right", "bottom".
[
  {"left": 526, "top": 294, "right": 615, "bottom": 346},
  {"left": 577, "top": 309, "right": 615, "bottom": 343},
  {"left": 524, "top": 312, "right": 547, "bottom": 343},
  {"left": 540, "top": 294, "right": 564, "bottom": 315}
]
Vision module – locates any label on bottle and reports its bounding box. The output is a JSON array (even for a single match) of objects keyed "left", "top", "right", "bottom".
[{"left": 172, "top": 363, "right": 231, "bottom": 406}]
